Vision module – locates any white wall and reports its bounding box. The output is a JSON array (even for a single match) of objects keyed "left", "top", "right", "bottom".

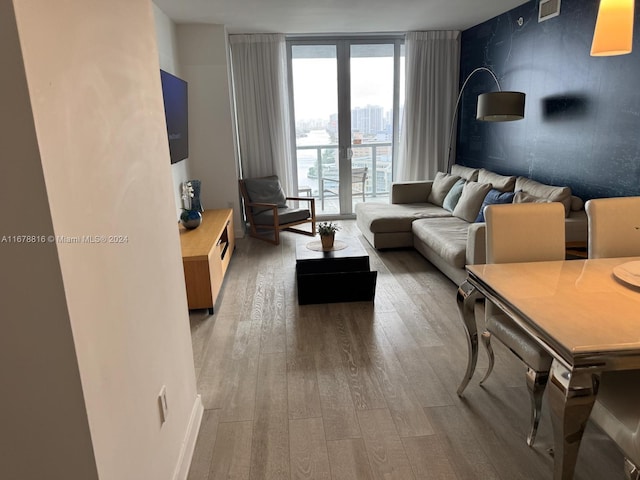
[
  {"left": 153, "top": 3, "right": 192, "bottom": 217},
  {"left": 9, "top": 1, "right": 201, "bottom": 479},
  {"left": 0, "top": 2, "right": 98, "bottom": 478},
  {"left": 176, "top": 24, "right": 243, "bottom": 237}
]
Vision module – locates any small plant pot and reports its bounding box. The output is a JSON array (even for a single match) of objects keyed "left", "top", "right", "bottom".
[{"left": 320, "top": 234, "right": 335, "bottom": 250}]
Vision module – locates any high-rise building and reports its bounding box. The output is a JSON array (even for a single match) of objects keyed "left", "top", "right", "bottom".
[{"left": 351, "top": 105, "right": 384, "bottom": 135}]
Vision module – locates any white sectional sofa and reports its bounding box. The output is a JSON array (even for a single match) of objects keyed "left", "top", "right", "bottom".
[{"left": 355, "top": 165, "right": 588, "bottom": 285}]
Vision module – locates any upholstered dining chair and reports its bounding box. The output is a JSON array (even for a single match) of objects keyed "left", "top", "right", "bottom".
[
  {"left": 238, "top": 175, "right": 316, "bottom": 245},
  {"left": 586, "top": 196, "right": 640, "bottom": 259},
  {"left": 586, "top": 196, "right": 640, "bottom": 479},
  {"left": 481, "top": 202, "right": 566, "bottom": 446}
]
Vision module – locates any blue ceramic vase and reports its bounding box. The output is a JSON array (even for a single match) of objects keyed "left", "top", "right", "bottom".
[
  {"left": 180, "top": 209, "right": 202, "bottom": 229},
  {"left": 189, "top": 179, "right": 203, "bottom": 212}
]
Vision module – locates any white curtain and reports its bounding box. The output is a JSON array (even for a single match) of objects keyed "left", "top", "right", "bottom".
[
  {"left": 229, "top": 34, "right": 294, "bottom": 193},
  {"left": 396, "top": 31, "right": 460, "bottom": 181}
]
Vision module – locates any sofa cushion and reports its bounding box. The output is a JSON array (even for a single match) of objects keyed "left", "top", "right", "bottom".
[
  {"left": 513, "top": 191, "right": 551, "bottom": 204},
  {"left": 412, "top": 217, "right": 470, "bottom": 268},
  {"left": 475, "top": 189, "right": 516, "bottom": 222},
  {"left": 391, "top": 181, "right": 433, "bottom": 204},
  {"left": 451, "top": 165, "right": 479, "bottom": 182},
  {"left": 355, "top": 202, "right": 451, "bottom": 234},
  {"left": 515, "top": 177, "right": 571, "bottom": 217},
  {"left": 453, "top": 182, "right": 493, "bottom": 223},
  {"left": 443, "top": 179, "right": 466, "bottom": 212},
  {"left": 427, "top": 172, "right": 461, "bottom": 206},
  {"left": 478, "top": 169, "right": 516, "bottom": 192},
  {"left": 571, "top": 195, "right": 584, "bottom": 211}
]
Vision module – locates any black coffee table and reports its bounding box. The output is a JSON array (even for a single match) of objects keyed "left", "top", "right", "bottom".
[{"left": 295, "top": 236, "right": 377, "bottom": 305}]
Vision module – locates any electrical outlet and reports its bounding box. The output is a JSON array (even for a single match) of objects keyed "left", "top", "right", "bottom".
[{"left": 158, "top": 385, "right": 169, "bottom": 424}]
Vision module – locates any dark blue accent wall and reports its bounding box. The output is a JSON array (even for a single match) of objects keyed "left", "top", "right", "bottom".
[{"left": 457, "top": 0, "right": 640, "bottom": 201}]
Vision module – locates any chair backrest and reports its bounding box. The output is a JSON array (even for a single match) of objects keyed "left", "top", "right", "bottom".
[
  {"left": 352, "top": 167, "right": 368, "bottom": 183},
  {"left": 485, "top": 202, "right": 566, "bottom": 264},
  {"left": 238, "top": 176, "right": 287, "bottom": 217},
  {"left": 585, "top": 196, "right": 640, "bottom": 259}
]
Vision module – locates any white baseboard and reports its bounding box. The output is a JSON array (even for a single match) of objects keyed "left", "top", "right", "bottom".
[{"left": 172, "top": 394, "right": 204, "bottom": 480}]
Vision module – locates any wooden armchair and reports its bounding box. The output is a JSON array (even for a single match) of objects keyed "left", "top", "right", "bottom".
[
  {"left": 239, "top": 176, "right": 316, "bottom": 245},
  {"left": 321, "top": 167, "right": 368, "bottom": 209}
]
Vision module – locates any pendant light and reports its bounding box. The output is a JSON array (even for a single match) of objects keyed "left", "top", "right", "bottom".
[{"left": 591, "top": 0, "right": 635, "bottom": 56}]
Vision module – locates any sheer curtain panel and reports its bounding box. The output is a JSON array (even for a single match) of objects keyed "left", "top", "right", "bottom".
[
  {"left": 229, "top": 34, "right": 294, "bottom": 193},
  {"left": 397, "top": 31, "right": 460, "bottom": 181}
]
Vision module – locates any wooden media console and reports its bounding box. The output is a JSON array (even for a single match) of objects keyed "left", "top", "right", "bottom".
[{"left": 179, "top": 209, "right": 234, "bottom": 314}]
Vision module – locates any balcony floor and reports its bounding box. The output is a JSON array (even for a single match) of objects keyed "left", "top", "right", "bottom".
[{"left": 296, "top": 192, "right": 390, "bottom": 217}]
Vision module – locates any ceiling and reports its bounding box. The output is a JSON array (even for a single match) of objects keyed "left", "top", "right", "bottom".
[{"left": 154, "top": 0, "right": 530, "bottom": 34}]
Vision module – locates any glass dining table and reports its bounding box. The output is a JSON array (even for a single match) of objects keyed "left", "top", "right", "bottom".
[{"left": 455, "top": 256, "right": 640, "bottom": 480}]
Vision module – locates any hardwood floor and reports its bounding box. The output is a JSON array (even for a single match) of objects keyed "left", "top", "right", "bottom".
[{"left": 187, "top": 220, "right": 623, "bottom": 480}]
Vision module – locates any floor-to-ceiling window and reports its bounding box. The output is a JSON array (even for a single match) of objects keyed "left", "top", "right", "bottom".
[{"left": 288, "top": 37, "right": 404, "bottom": 217}]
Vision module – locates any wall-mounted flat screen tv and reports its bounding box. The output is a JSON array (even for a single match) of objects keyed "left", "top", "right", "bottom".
[{"left": 160, "top": 70, "right": 189, "bottom": 164}]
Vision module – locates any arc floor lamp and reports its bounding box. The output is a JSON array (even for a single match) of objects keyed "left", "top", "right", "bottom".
[{"left": 447, "top": 67, "right": 526, "bottom": 172}]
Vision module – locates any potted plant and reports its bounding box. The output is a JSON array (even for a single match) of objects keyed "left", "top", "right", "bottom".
[{"left": 317, "top": 221, "right": 340, "bottom": 249}]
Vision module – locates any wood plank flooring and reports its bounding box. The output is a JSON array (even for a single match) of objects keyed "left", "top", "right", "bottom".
[{"left": 187, "top": 220, "right": 624, "bottom": 480}]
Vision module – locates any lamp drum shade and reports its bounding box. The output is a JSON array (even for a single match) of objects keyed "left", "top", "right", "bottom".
[
  {"left": 591, "top": 0, "right": 634, "bottom": 56},
  {"left": 476, "top": 91, "right": 526, "bottom": 122}
]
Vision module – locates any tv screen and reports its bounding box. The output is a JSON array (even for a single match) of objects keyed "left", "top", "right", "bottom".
[{"left": 160, "top": 70, "right": 189, "bottom": 164}]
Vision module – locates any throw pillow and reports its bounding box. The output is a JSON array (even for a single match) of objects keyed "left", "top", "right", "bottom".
[
  {"left": 451, "top": 165, "right": 479, "bottom": 182},
  {"left": 443, "top": 179, "right": 466, "bottom": 212},
  {"left": 453, "top": 182, "right": 493, "bottom": 223},
  {"left": 427, "top": 172, "right": 461, "bottom": 207},
  {"left": 478, "top": 169, "right": 516, "bottom": 192},
  {"left": 475, "top": 188, "right": 516, "bottom": 222},
  {"left": 515, "top": 176, "right": 571, "bottom": 216}
]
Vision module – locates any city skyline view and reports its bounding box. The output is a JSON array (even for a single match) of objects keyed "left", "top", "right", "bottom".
[{"left": 291, "top": 54, "right": 401, "bottom": 125}]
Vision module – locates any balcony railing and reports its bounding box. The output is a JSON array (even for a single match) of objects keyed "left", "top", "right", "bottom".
[{"left": 295, "top": 142, "right": 392, "bottom": 201}]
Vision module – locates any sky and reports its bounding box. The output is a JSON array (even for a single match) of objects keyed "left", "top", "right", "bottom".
[{"left": 291, "top": 56, "right": 401, "bottom": 122}]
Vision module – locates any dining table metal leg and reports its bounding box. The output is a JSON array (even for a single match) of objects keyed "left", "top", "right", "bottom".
[
  {"left": 547, "top": 360, "right": 599, "bottom": 480},
  {"left": 456, "top": 280, "right": 481, "bottom": 396}
]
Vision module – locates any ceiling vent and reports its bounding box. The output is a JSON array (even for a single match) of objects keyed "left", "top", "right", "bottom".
[{"left": 539, "top": 0, "right": 561, "bottom": 22}]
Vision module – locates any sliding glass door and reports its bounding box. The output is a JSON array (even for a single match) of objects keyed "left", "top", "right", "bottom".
[
  {"left": 288, "top": 44, "right": 340, "bottom": 213},
  {"left": 288, "top": 37, "right": 404, "bottom": 216}
]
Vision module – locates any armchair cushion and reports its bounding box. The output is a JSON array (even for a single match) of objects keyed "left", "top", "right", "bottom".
[
  {"left": 242, "top": 175, "right": 287, "bottom": 214},
  {"left": 253, "top": 207, "right": 311, "bottom": 226}
]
